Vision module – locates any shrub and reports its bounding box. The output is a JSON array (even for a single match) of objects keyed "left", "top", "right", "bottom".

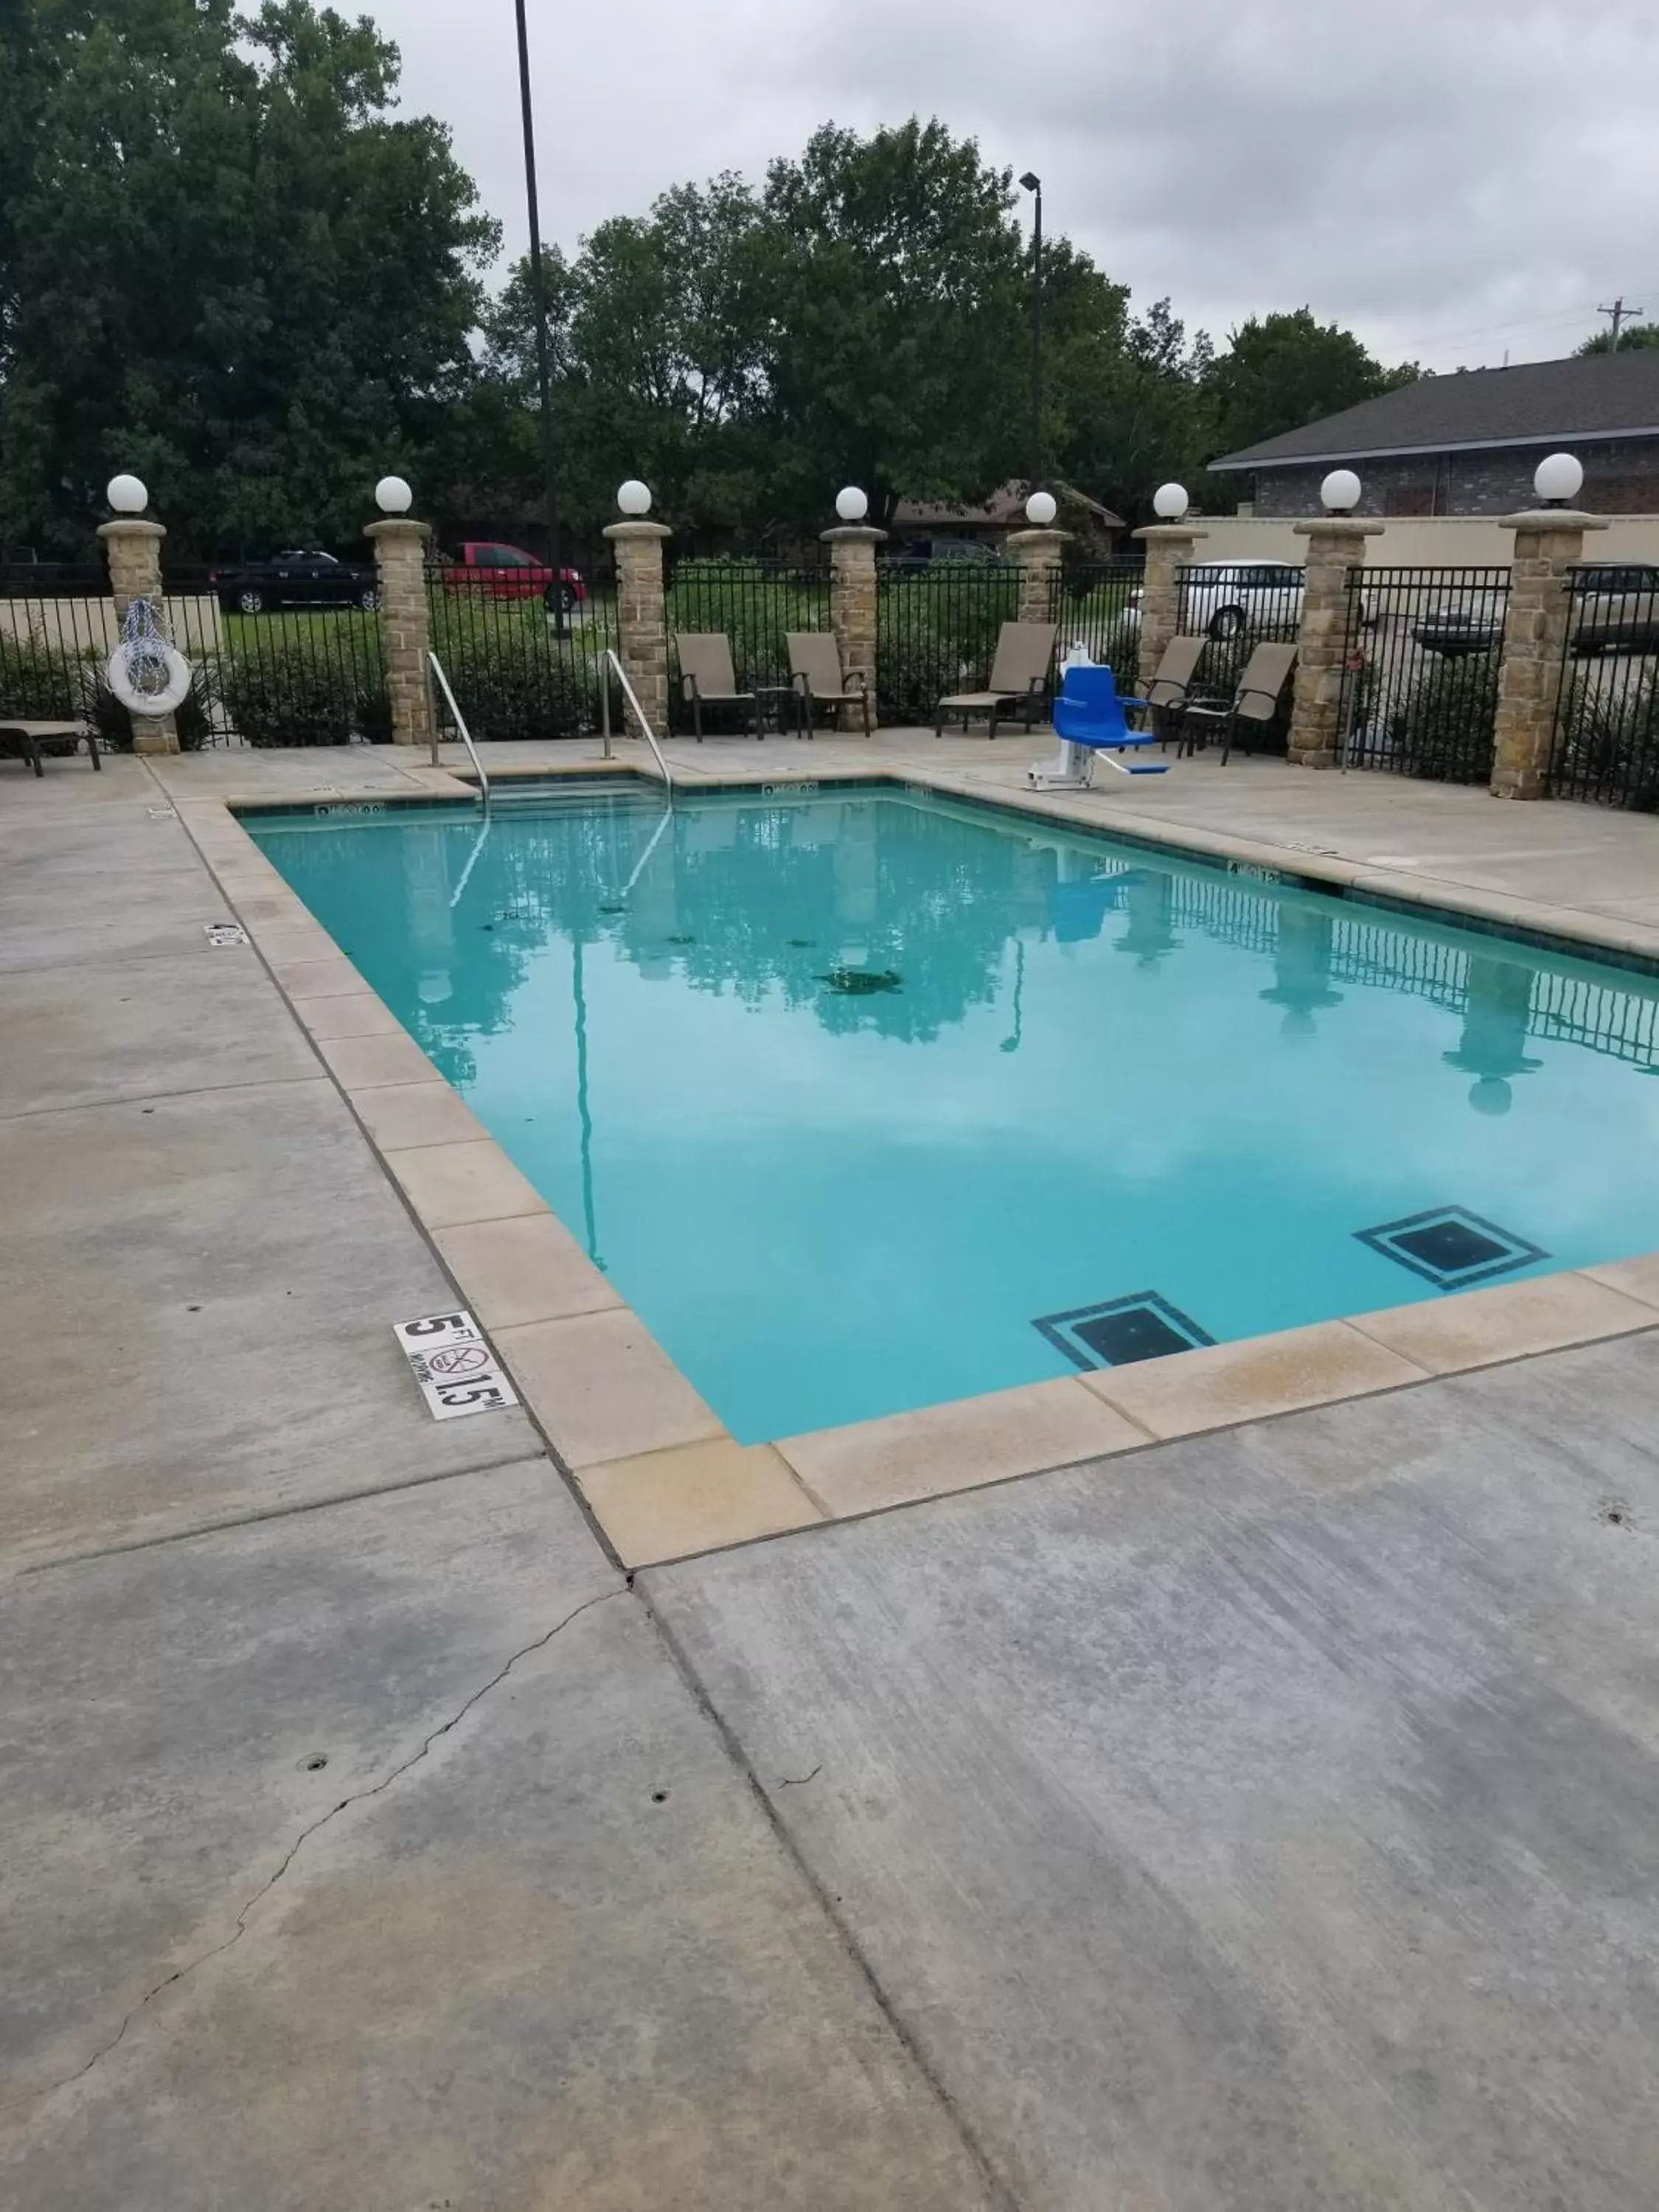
[
  {"left": 0, "top": 632, "right": 212, "bottom": 750},
  {"left": 218, "top": 647, "right": 389, "bottom": 748},
  {"left": 877, "top": 568, "right": 1021, "bottom": 726},
  {"left": 1554, "top": 667, "right": 1659, "bottom": 808},
  {"left": 1386, "top": 654, "right": 1499, "bottom": 783},
  {"left": 666, "top": 560, "right": 831, "bottom": 730}
]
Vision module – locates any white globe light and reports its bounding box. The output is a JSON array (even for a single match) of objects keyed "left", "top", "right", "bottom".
[
  {"left": 374, "top": 475, "right": 413, "bottom": 515},
  {"left": 1321, "top": 469, "right": 1363, "bottom": 513},
  {"left": 1152, "top": 481, "right": 1189, "bottom": 520},
  {"left": 1534, "top": 451, "right": 1584, "bottom": 504},
  {"left": 1025, "top": 490, "right": 1058, "bottom": 526},
  {"left": 616, "top": 479, "right": 653, "bottom": 517},
  {"left": 835, "top": 485, "right": 869, "bottom": 522},
  {"left": 106, "top": 473, "right": 148, "bottom": 515}
]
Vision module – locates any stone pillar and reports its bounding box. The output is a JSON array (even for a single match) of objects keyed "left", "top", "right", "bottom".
[
  {"left": 97, "top": 516, "right": 178, "bottom": 754},
  {"left": 604, "top": 518, "right": 673, "bottom": 738},
  {"left": 1130, "top": 522, "right": 1207, "bottom": 692},
  {"left": 820, "top": 523, "right": 886, "bottom": 732},
  {"left": 366, "top": 518, "right": 436, "bottom": 748},
  {"left": 1005, "top": 526, "right": 1067, "bottom": 627},
  {"left": 1286, "top": 517, "right": 1385, "bottom": 768},
  {"left": 1489, "top": 508, "right": 1610, "bottom": 799}
]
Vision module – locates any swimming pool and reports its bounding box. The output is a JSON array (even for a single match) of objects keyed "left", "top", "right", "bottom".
[{"left": 248, "top": 781, "right": 1659, "bottom": 1442}]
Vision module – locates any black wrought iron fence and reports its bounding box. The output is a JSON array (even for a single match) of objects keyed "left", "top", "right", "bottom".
[
  {"left": 1338, "top": 566, "right": 1509, "bottom": 782},
  {"left": 0, "top": 564, "right": 111, "bottom": 729},
  {"left": 877, "top": 560, "right": 1023, "bottom": 726},
  {"left": 665, "top": 558, "right": 831, "bottom": 734},
  {"left": 159, "top": 567, "right": 386, "bottom": 747},
  {"left": 1549, "top": 567, "right": 1659, "bottom": 809},
  {"left": 1053, "top": 559, "right": 1144, "bottom": 673},
  {"left": 427, "top": 569, "right": 620, "bottom": 742}
]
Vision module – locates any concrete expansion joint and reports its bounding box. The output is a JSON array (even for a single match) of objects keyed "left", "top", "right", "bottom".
[{"left": 2, "top": 1584, "right": 625, "bottom": 2115}]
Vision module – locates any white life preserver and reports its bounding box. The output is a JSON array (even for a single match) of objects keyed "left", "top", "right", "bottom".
[{"left": 105, "top": 639, "right": 193, "bottom": 716}]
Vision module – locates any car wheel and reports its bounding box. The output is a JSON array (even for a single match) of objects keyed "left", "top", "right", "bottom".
[
  {"left": 237, "top": 588, "right": 266, "bottom": 616},
  {"left": 1208, "top": 606, "right": 1244, "bottom": 640},
  {"left": 357, "top": 585, "right": 380, "bottom": 611}
]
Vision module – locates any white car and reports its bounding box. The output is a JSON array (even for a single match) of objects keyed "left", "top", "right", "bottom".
[{"left": 1175, "top": 561, "right": 1305, "bottom": 638}]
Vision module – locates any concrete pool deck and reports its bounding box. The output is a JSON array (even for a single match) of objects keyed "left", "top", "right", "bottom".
[{"left": 4, "top": 735, "right": 1659, "bottom": 2208}]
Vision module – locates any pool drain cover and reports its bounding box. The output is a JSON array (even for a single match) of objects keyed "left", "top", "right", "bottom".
[
  {"left": 1354, "top": 1206, "right": 1546, "bottom": 1290},
  {"left": 1033, "top": 1293, "right": 1215, "bottom": 1371}
]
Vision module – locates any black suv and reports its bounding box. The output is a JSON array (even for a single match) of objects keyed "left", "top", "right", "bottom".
[{"left": 210, "top": 550, "right": 379, "bottom": 615}]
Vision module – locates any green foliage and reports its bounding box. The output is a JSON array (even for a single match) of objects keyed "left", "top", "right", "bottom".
[
  {"left": 217, "top": 644, "right": 389, "bottom": 746},
  {"left": 1203, "top": 309, "right": 1419, "bottom": 463},
  {"left": 426, "top": 598, "right": 600, "bottom": 741},
  {"left": 666, "top": 560, "right": 830, "bottom": 717},
  {"left": 0, "top": 0, "right": 497, "bottom": 554},
  {"left": 1386, "top": 653, "right": 1499, "bottom": 783},
  {"left": 1554, "top": 669, "right": 1659, "bottom": 808},
  {"left": 1576, "top": 323, "right": 1659, "bottom": 356},
  {"left": 0, "top": 632, "right": 211, "bottom": 747}
]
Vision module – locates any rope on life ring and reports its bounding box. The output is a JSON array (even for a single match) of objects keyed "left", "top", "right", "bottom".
[{"left": 105, "top": 597, "right": 193, "bottom": 716}]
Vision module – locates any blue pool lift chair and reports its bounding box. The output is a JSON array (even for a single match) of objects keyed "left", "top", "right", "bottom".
[{"left": 1042, "top": 664, "right": 1170, "bottom": 783}]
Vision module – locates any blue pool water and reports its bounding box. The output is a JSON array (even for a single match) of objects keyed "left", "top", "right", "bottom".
[{"left": 248, "top": 782, "right": 1659, "bottom": 1441}]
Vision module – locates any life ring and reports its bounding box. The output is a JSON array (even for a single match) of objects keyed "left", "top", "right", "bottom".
[{"left": 105, "top": 639, "right": 193, "bottom": 716}]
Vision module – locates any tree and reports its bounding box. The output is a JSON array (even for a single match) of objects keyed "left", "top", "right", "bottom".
[
  {"left": 0, "top": 0, "right": 497, "bottom": 554},
  {"left": 1047, "top": 288, "right": 1217, "bottom": 524},
  {"left": 1204, "top": 309, "right": 1418, "bottom": 459},
  {"left": 1578, "top": 323, "right": 1659, "bottom": 355},
  {"left": 756, "top": 120, "right": 1028, "bottom": 528}
]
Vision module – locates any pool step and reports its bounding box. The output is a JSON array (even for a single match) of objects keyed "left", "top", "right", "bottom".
[{"left": 479, "top": 776, "right": 661, "bottom": 809}]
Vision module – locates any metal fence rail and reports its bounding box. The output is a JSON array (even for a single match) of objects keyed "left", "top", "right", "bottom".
[
  {"left": 427, "top": 571, "right": 621, "bottom": 742},
  {"left": 1338, "top": 566, "right": 1509, "bottom": 782},
  {"left": 664, "top": 559, "right": 830, "bottom": 734},
  {"left": 1052, "top": 559, "right": 1144, "bottom": 671},
  {"left": 1549, "top": 569, "right": 1659, "bottom": 809},
  {"left": 0, "top": 565, "right": 114, "bottom": 735},
  {"left": 164, "top": 567, "right": 387, "bottom": 748},
  {"left": 877, "top": 560, "right": 1023, "bottom": 726}
]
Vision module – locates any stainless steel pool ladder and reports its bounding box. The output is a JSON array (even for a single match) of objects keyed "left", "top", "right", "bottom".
[
  {"left": 427, "top": 651, "right": 490, "bottom": 807},
  {"left": 600, "top": 649, "right": 675, "bottom": 797}
]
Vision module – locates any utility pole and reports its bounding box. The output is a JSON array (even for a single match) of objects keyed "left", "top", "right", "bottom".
[
  {"left": 1598, "top": 296, "right": 1644, "bottom": 350},
  {"left": 1019, "top": 173, "right": 1043, "bottom": 490},
  {"left": 513, "top": 0, "right": 566, "bottom": 631}
]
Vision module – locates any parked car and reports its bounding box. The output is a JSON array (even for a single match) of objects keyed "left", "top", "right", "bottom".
[
  {"left": 1116, "top": 560, "right": 1312, "bottom": 639},
  {"left": 885, "top": 537, "right": 1004, "bottom": 570},
  {"left": 1568, "top": 564, "right": 1659, "bottom": 655},
  {"left": 1413, "top": 566, "right": 1659, "bottom": 660},
  {"left": 437, "top": 540, "right": 586, "bottom": 612},
  {"left": 210, "top": 550, "right": 378, "bottom": 615}
]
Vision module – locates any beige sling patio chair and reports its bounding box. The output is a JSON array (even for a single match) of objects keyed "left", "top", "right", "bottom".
[
  {"left": 934, "top": 622, "right": 1057, "bottom": 737},
  {"left": 675, "top": 633, "right": 758, "bottom": 740},
  {"left": 787, "top": 631, "right": 872, "bottom": 737},
  {"left": 1138, "top": 634, "right": 1207, "bottom": 743},
  {"left": 1177, "top": 641, "right": 1298, "bottom": 765}
]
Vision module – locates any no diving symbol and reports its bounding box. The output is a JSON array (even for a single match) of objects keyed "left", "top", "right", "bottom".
[{"left": 426, "top": 1343, "right": 490, "bottom": 1380}]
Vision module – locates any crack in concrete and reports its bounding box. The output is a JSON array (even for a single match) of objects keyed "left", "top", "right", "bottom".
[{"left": 3, "top": 1585, "right": 623, "bottom": 2117}]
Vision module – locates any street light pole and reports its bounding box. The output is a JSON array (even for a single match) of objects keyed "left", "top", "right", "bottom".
[
  {"left": 1019, "top": 171, "right": 1043, "bottom": 491},
  {"left": 513, "top": 0, "right": 566, "bottom": 628}
]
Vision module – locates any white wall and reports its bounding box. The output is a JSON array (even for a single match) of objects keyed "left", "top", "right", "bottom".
[{"left": 1179, "top": 514, "right": 1659, "bottom": 568}]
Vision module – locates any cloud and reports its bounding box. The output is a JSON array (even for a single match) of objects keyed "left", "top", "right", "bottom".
[{"left": 372, "top": 0, "right": 1659, "bottom": 370}]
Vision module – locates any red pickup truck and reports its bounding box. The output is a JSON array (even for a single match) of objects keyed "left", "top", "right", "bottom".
[{"left": 437, "top": 540, "right": 586, "bottom": 613}]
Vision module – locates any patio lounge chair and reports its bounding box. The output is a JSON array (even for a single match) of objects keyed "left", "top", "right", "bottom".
[
  {"left": 1139, "top": 634, "right": 1206, "bottom": 742},
  {"left": 1178, "top": 641, "right": 1297, "bottom": 765},
  {"left": 675, "top": 633, "right": 758, "bottom": 741},
  {"left": 0, "top": 719, "right": 101, "bottom": 776},
  {"left": 934, "top": 622, "right": 1057, "bottom": 737},
  {"left": 787, "top": 632, "right": 872, "bottom": 737}
]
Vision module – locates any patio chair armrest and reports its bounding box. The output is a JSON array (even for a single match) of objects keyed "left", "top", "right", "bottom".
[
  {"left": 846, "top": 667, "right": 869, "bottom": 694},
  {"left": 790, "top": 670, "right": 811, "bottom": 695},
  {"left": 1235, "top": 686, "right": 1279, "bottom": 715},
  {"left": 680, "top": 673, "right": 700, "bottom": 701}
]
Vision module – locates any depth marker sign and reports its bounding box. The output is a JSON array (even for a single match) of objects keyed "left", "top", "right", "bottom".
[{"left": 394, "top": 1310, "right": 520, "bottom": 1420}]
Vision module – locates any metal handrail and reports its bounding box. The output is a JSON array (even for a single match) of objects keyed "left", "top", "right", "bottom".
[
  {"left": 601, "top": 648, "right": 674, "bottom": 795},
  {"left": 427, "top": 650, "right": 490, "bottom": 807}
]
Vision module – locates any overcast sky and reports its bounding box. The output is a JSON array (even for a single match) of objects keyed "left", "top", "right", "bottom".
[{"left": 369, "top": 0, "right": 1658, "bottom": 374}]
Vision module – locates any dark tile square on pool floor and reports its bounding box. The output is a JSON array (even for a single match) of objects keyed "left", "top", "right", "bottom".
[
  {"left": 1354, "top": 1205, "right": 1548, "bottom": 1290},
  {"left": 1034, "top": 1293, "right": 1216, "bottom": 1371}
]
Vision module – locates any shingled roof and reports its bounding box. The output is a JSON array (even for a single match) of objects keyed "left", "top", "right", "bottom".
[{"left": 1211, "top": 352, "right": 1659, "bottom": 473}]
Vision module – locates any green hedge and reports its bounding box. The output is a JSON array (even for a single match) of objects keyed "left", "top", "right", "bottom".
[
  {"left": 1386, "top": 655, "right": 1499, "bottom": 783},
  {"left": 877, "top": 570, "right": 1022, "bottom": 726},
  {"left": 1554, "top": 668, "right": 1659, "bottom": 808},
  {"left": 0, "top": 634, "right": 212, "bottom": 750}
]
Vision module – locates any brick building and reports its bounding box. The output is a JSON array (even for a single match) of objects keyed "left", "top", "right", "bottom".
[{"left": 1210, "top": 352, "right": 1659, "bottom": 518}]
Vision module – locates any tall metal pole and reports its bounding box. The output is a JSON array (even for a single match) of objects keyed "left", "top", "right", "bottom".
[
  {"left": 513, "top": 0, "right": 566, "bottom": 627},
  {"left": 1020, "top": 173, "right": 1043, "bottom": 490}
]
